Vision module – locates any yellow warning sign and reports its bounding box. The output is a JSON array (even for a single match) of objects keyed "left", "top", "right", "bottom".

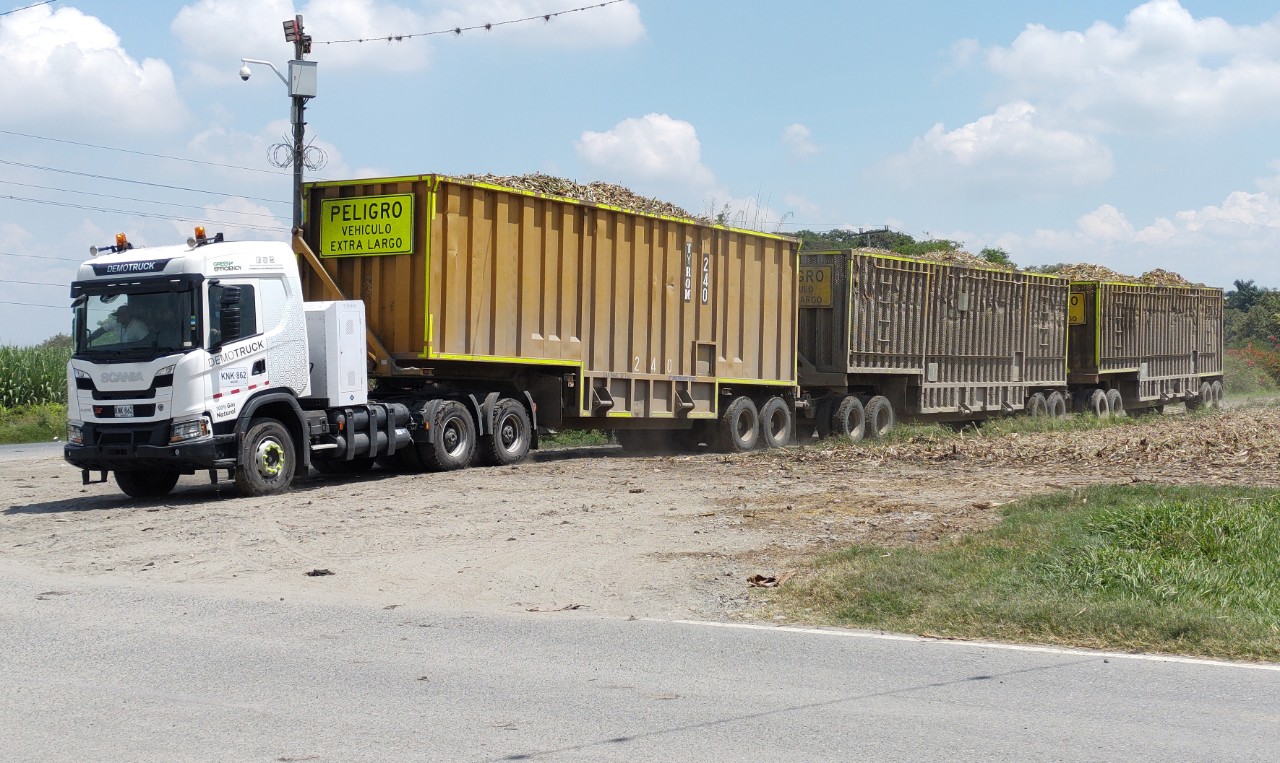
[
  {"left": 1068, "top": 293, "right": 1086, "bottom": 325},
  {"left": 320, "top": 194, "right": 414, "bottom": 257},
  {"left": 798, "top": 266, "right": 832, "bottom": 307}
]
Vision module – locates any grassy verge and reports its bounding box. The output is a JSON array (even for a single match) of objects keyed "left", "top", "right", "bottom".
[
  {"left": 0, "top": 403, "right": 66, "bottom": 445},
  {"left": 539, "top": 429, "right": 610, "bottom": 448},
  {"left": 776, "top": 484, "right": 1280, "bottom": 662}
]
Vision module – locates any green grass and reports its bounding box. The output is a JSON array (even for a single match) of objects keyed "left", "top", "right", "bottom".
[
  {"left": 0, "top": 403, "right": 67, "bottom": 444},
  {"left": 779, "top": 484, "right": 1280, "bottom": 661},
  {"left": 539, "top": 429, "right": 610, "bottom": 448},
  {"left": 1224, "top": 351, "right": 1277, "bottom": 396}
]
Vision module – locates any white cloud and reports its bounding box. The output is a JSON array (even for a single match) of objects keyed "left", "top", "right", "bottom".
[
  {"left": 782, "top": 123, "right": 820, "bottom": 159},
  {"left": 884, "top": 101, "right": 1113, "bottom": 193},
  {"left": 0, "top": 5, "right": 187, "bottom": 135},
  {"left": 576, "top": 113, "right": 716, "bottom": 190},
  {"left": 985, "top": 0, "right": 1280, "bottom": 132},
  {"left": 1077, "top": 204, "right": 1135, "bottom": 242}
]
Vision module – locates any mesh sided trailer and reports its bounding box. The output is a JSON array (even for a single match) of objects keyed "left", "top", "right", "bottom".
[
  {"left": 1067, "top": 282, "right": 1224, "bottom": 405},
  {"left": 798, "top": 250, "right": 1069, "bottom": 419},
  {"left": 300, "top": 175, "right": 799, "bottom": 431}
]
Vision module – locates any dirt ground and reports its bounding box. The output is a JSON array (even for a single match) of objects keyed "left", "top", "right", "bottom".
[{"left": 3, "top": 404, "right": 1278, "bottom": 621}]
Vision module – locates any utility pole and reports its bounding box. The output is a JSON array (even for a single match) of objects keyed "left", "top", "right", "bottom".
[{"left": 283, "top": 15, "right": 314, "bottom": 233}]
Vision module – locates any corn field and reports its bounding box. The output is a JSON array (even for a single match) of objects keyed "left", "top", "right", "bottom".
[{"left": 0, "top": 345, "right": 70, "bottom": 408}]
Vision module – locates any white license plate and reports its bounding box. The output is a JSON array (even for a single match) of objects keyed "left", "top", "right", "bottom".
[{"left": 115, "top": 405, "right": 134, "bottom": 418}]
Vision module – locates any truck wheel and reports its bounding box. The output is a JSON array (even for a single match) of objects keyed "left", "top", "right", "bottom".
[
  {"left": 1046, "top": 391, "right": 1068, "bottom": 419},
  {"left": 114, "top": 470, "right": 179, "bottom": 499},
  {"left": 1210, "top": 380, "right": 1224, "bottom": 409},
  {"left": 1105, "top": 388, "right": 1125, "bottom": 418},
  {"left": 479, "top": 398, "right": 532, "bottom": 466},
  {"left": 1026, "top": 393, "right": 1048, "bottom": 418},
  {"left": 717, "top": 396, "right": 759, "bottom": 452},
  {"left": 759, "top": 397, "right": 792, "bottom": 448},
  {"left": 422, "top": 400, "right": 475, "bottom": 471},
  {"left": 830, "top": 395, "right": 865, "bottom": 443},
  {"left": 235, "top": 418, "right": 296, "bottom": 497},
  {"left": 864, "top": 395, "right": 895, "bottom": 439}
]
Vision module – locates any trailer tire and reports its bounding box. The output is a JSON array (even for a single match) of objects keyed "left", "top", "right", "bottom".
[
  {"left": 1046, "top": 391, "right": 1068, "bottom": 419},
  {"left": 717, "top": 396, "right": 759, "bottom": 452},
  {"left": 864, "top": 395, "right": 895, "bottom": 439},
  {"left": 1079, "top": 389, "right": 1107, "bottom": 417},
  {"left": 1186, "top": 381, "right": 1212, "bottom": 411},
  {"left": 830, "top": 395, "right": 865, "bottom": 443},
  {"left": 479, "top": 398, "right": 532, "bottom": 466},
  {"left": 114, "top": 469, "right": 179, "bottom": 499},
  {"left": 422, "top": 401, "right": 475, "bottom": 471},
  {"left": 1105, "top": 388, "right": 1125, "bottom": 418},
  {"left": 759, "top": 397, "right": 792, "bottom": 449},
  {"left": 1210, "top": 380, "right": 1224, "bottom": 409},
  {"left": 1026, "top": 393, "right": 1048, "bottom": 418},
  {"left": 235, "top": 418, "right": 297, "bottom": 497}
]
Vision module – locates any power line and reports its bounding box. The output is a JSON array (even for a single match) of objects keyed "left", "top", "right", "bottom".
[
  {"left": 0, "top": 159, "right": 290, "bottom": 206},
  {"left": 0, "top": 251, "right": 86, "bottom": 263},
  {"left": 0, "top": 0, "right": 56, "bottom": 17},
  {"left": 0, "top": 129, "right": 291, "bottom": 177},
  {"left": 0, "top": 193, "right": 289, "bottom": 233},
  {"left": 0, "top": 300, "right": 66, "bottom": 309},
  {"left": 0, "top": 278, "right": 67, "bottom": 287},
  {"left": 315, "top": 0, "right": 624, "bottom": 45},
  {"left": 0, "top": 179, "right": 285, "bottom": 220}
]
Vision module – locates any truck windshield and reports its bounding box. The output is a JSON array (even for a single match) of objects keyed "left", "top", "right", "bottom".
[{"left": 74, "top": 288, "right": 199, "bottom": 357}]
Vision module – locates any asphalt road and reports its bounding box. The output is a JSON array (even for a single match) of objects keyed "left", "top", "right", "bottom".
[{"left": 1, "top": 563, "right": 1276, "bottom": 762}]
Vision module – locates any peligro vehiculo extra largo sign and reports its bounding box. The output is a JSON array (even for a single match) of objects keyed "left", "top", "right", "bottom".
[{"left": 319, "top": 193, "right": 414, "bottom": 257}]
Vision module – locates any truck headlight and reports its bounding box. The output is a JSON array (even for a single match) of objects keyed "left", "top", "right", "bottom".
[
  {"left": 73, "top": 368, "right": 90, "bottom": 379},
  {"left": 170, "top": 415, "right": 212, "bottom": 443},
  {"left": 67, "top": 422, "right": 83, "bottom": 444}
]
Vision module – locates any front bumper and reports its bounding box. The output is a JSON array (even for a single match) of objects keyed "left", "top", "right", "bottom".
[{"left": 64, "top": 421, "right": 234, "bottom": 472}]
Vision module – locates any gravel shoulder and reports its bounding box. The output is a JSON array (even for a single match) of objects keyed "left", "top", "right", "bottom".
[{"left": 3, "top": 406, "right": 1277, "bottom": 621}]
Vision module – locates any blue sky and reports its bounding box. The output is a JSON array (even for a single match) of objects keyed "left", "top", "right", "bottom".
[{"left": 3, "top": 0, "right": 1280, "bottom": 344}]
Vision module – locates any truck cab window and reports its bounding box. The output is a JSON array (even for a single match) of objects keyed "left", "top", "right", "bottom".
[{"left": 209, "top": 283, "right": 258, "bottom": 347}]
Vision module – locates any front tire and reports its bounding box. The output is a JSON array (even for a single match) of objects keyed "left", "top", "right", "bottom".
[
  {"left": 235, "top": 418, "right": 297, "bottom": 497},
  {"left": 114, "top": 469, "right": 179, "bottom": 499}
]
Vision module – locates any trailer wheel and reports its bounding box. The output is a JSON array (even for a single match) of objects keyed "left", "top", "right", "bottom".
[
  {"left": 114, "top": 469, "right": 179, "bottom": 499},
  {"left": 422, "top": 401, "right": 476, "bottom": 471},
  {"left": 1079, "top": 389, "right": 1107, "bottom": 417},
  {"left": 479, "top": 398, "right": 532, "bottom": 466},
  {"left": 717, "top": 396, "right": 759, "bottom": 452},
  {"left": 864, "top": 395, "right": 895, "bottom": 439},
  {"left": 235, "top": 418, "right": 297, "bottom": 497},
  {"left": 1210, "top": 380, "right": 1224, "bottom": 409},
  {"left": 1105, "top": 388, "right": 1125, "bottom": 418},
  {"left": 759, "top": 397, "right": 792, "bottom": 449},
  {"left": 1046, "top": 391, "right": 1068, "bottom": 419},
  {"left": 1026, "top": 393, "right": 1048, "bottom": 418},
  {"left": 830, "top": 395, "right": 865, "bottom": 443}
]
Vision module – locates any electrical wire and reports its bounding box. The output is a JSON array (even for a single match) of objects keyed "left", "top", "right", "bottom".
[
  {"left": 0, "top": 300, "right": 66, "bottom": 309},
  {"left": 0, "top": 0, "right": 55, "bottom": 17},
  {"left": 0, "top": 193, "right": 288, "bottom": 233},
  {"left": 0, "top": 251, "right": 86, "bottom": 262},
  {"left": 0, "top": 278, "right": 67, "bottom": 287},
  {"left": 0, "top": 159, "right": 290, "bottom": 206},
  {"left": 314, "top": 0, "right": 624, "bottom": 45},
  {"left": 0, "top": 129, "right": 291, "bottom": 176},
  {"left": 0, "top": 179, "right": 285, "bottom": 220}
]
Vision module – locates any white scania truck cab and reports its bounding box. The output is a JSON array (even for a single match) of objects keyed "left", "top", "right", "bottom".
[{"left": 65, "top": 230, "right": 411, "bottom": 498}]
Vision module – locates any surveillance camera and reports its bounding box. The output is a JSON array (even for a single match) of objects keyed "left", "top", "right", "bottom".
[{"left": 239, "top": 65, "right": 252, "bottom": 81}]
